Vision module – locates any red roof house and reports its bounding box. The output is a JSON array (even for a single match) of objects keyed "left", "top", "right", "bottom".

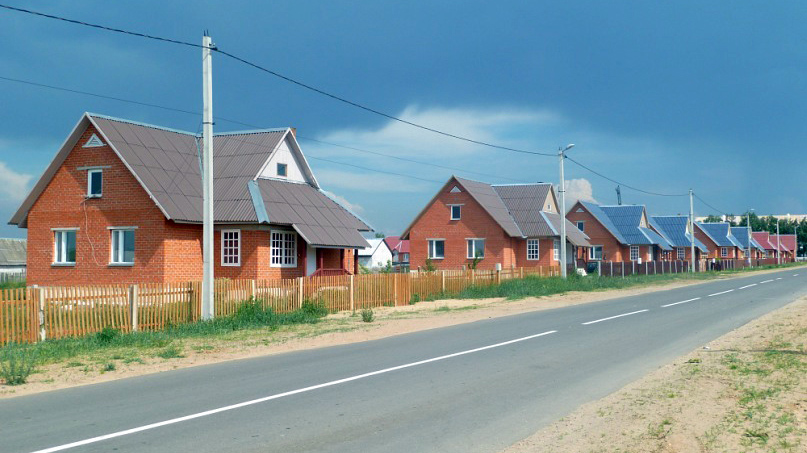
[
  {"left": 384, "top": 236, "right": 410, "bottom": 269},
  {"left": 10, "top": 113, "right": 371, "bottom": 285}
]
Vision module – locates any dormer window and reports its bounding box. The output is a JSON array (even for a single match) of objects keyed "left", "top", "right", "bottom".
[
  {"left": 277, "top": 163, "right": 287, "bottom": 177},
  {"left": 87, "top": 169, "right": 102, "bottom": 198}
]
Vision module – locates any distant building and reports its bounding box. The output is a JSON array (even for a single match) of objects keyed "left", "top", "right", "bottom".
[
  {"left": 357, "top": 238, "right": 393, "bottom": 270},
  {"left": 0, "top": 238, "right": 26, "bottom": 274}
]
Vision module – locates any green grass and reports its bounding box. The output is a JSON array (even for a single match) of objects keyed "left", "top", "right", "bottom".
[{"left": 0, "top": 279, "right": 26, "bottom": 290}]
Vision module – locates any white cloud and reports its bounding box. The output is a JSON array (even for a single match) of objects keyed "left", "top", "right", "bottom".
[
  {"left": 559, "top": 178, "right": 597, "bottom": 211},
  {"left": 322, "top": 189, "right": 365, "bottom": 215},
  {"left": 0, "top": 161, "right": 33, "bottom": 203}
]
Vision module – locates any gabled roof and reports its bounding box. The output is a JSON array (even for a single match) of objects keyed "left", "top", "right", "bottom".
[
  {"left": 752, "top": 232, "right": 777, "bottom": 250},
  {"left": 697, "top": 222, "right": 739, "bottom": 248},
  {"left": 10, "top": 113, "right": 369, "bottom": 249},
  {"left": 455, "top": 177, "right": 523, "bottom": 237},
  {"left": 581, "top": 203, "right": 669, "bottom": 248},
  {"left": 578, "top": 202, "right": 627, "bottom": 243},
  {"left": 540, "top": 211, "right": 591, "bottom": 247},
  {"left": 730, "top": 227, "right": 765, "bottom": 251},
  {"left": 651, "top": 216, "right": 709, "bottom": 252},
  {"left": 0, "top": 238, "right": 26, "bottom": 266},
  {"left": 384, "top": 236, "right": 410, "bottom": 254},
  {"left": 492, "top": 183, "right": 555, "bottom": 237},
  {"left": 357, "top": 238, "right": 390, "bottom": 257},
  {"left": 770, "top": 234, "right": 797, "bottom": 253}
]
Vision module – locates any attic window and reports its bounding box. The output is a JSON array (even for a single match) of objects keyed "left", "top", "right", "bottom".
[
  {"left": 87, "top": 169, "right": 102, "bottom": 198},
  {"left": 450, "top": 186, "right": 462, "bottom": 193},
  {"left": 83, "top": 133, "right": 104, "bottom": 148},
  {"left": 576, "top": 208, "right": 584, "bottom": 213},
  {"left": 277, "top": 163, "right": 288, "bottom": 177}
]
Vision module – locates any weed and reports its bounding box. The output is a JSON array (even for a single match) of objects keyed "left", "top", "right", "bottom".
[
  {"left": 95, "top": 327, "right": 121, "bottom": 344},
  {"left": 361, "top": 308, "right": 374, "bottom": 323},
  {"left": 648, "top": 419, "right": 673, "bottom": 439},
  {"left": 409, "top": 294, "right": 420, "bottom": 305},
  {"left": 743, "top": 429, "right": 769, "bottom": 445},
  {"left": 123, "top": 357, "right": 144, "bottom": 364},
  {"left": 434, "top": 306, "right": 451, "bottom": 312},
  {"left": 0, "top": 342, "right": 37, "bottom": 385},
  {"left": 65, "top": 361, "right": 84, "bottom": 368},
  {"left": 156, "top": 344, "right": 184, "bottom": 359},
  {"left": 102, "top": 363, "right": 116, "bottom": 372}
]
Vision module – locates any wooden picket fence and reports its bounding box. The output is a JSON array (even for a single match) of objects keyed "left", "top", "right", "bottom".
[{"left": 0, "top": 265, "right": 568, "bottom": 345}]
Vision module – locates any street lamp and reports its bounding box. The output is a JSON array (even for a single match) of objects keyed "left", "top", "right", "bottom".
[
  {"left": 776, "top": 218, "right": 781, "bottom": 265},
  {"left": 558, "top": 143, "right": 575, "bottom": 279},
  {"left": 746, "top": 209, "right": 754, "bottom": 267}
]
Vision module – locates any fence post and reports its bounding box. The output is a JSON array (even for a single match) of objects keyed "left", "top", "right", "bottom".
[
  {"left": 441, "top": 271, "right": 446, "bottom": 293},
  {"left": 128, "top": 284, "right": 139, "bottom": 332},
  {"left": 496, "top": 269, "right": 501, "bottom": 285},
  {"left": 393, "top": 274, "right": 398, "bottom": 306},
  {"left": 349, "top": 274, "right": 354, "bottom": 312},
  {"left": 520, "top": 267, "right": 524, "bottom": 279},
  {"left": 250, "top": 279, "right": 256, "bottom": 300},
  {"left": 471, "top": 269, "right": 476, "bottom": 285},
  {"left": 297, "top": 277, "right": 304, "bottom": 309},
  {"left": 35, "top": 286, "right": 46, "bottom": 342},
  {"left": 621, "top": 262, "right": 625, "bottom": 278}
]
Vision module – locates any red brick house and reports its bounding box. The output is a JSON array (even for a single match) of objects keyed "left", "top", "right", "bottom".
[
  {"left": 769, "top": 234, "right": 797, "bottom": 261},
  {"left": 565, "top": 202, "right": 672, "bottom": 263},
  {"left": 648, "top": 216, "right": 710, "bottom": 262},
  {"left": 400, "top": 176, "right": 589, "bottom": 271},
  {"left": 383, "top": 236, "right": 410, "bottom": 272},
  {"left": 696, "top": 222, "right": 744, "bottom": 259},
  {"left": 9, "top": 113, "right": 371, "bottom": 286}
]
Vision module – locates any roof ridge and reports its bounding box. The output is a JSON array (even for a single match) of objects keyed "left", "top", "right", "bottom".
[
  {"left": 88, "top": 113, "right": 198, "bottom": 136},
  {"left": 491, "top": 182, "right": 552, "bottom": 187}
]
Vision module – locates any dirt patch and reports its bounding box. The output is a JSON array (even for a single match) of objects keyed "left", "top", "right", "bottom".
[
  {"left": 503, "top": 296, "right": 807, "bottom": 453},
  {"left": 0, "top": 267, "right": 798, "bottom": 400}
]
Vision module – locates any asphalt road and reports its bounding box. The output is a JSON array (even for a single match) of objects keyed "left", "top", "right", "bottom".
[{"left": 2, "top": 267, "right": 806, "bottom": 453}]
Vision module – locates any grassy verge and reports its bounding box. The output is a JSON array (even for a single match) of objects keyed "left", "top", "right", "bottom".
[
  {"left": 0, "top": 299, "right": 328, "bottom": 385},
  {"left": 0, "top": 279, "right": 26, "bottom": 290}
]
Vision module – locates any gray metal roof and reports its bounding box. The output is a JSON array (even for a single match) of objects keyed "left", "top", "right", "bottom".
[
  {"left": 255, "top": 179, "right": 370, "bottom": 248},
  {"left": 0, "top": 238, "right": 26, "bottom": 266},
  {"left": 492, "top": 183, "right": 555, "bottom": 237},
  {"left": 540, "top": 212, "right": 591, "bottom": 247},
  {"left": 697, "top": 222, "right": 736, "bottom": 247},
  {"left": 455, "top": 177, "right": 523, "bottom": 237},
  {"left": 651, "top": 216, "right": 709, "bottom": 252}
]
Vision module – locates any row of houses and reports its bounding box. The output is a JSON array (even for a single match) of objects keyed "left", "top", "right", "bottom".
[
  {"left": 399, "top": 176, "right": 798, "bottom": 271},
  {"left": 8, "top": 113, "right": 799, "bottom": 286}
]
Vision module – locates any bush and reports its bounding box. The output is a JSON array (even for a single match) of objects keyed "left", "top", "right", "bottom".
[
  {"left": 0, "top": 342, "right": 37, "bottom": 385},
  {"left": 95, "top": 327, "right": 121, "bottom": 344},
  {"left": 361, "top": 308, "right": 375, "bottom": 323},
  {"left": 409, "top": 294, "right": 420, "bottom": 305}
]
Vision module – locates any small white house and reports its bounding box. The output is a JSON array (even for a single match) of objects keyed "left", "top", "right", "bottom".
[{"left": 357, "top": 238, "right": 393, "bottom": 270}]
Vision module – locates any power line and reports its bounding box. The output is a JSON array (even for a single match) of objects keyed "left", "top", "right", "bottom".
[
  {"left": 0, "top": 3, "right": 555, "bottom": 157},
  {"left": 566, "top": 156, "right": 688, "bottom": 198},
  {"left": 694, "top": 193, "right": 729, "bottom": 216},
  {"left": 306, "top": 155, "right": 444, "bottom": 184}
]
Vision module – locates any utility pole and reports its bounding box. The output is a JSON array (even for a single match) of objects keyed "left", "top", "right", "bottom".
[
  {"left": 558, "top": 144, "right": 574, "bottom": 279},
  {"left": 201, "top": 34, "right": 215, "bottom": 320},
  {"left": 689, "top": 189, "right": 695, "bottom": 272},
  {"left": 616, "top": 185, "right": 622, "bottom": 205},
  {"left": 776, "top": 219, "right": 781, "bottom": 265},
  {"left": 746, "top": 210, "right": 753, "bottom": 267}
]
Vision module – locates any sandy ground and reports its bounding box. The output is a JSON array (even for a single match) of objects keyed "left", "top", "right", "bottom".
[
  {"left": 0, "top": 267, "right": 801, "bottom": 405},
  {"left": 503, "top": 296, "right": 807, "bottom": 453}
]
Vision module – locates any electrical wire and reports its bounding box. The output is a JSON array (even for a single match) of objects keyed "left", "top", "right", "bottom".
[
  {"left": 566, "top": 156, "right": 688, "bottom": 197},
  {"left": 694, "top": 193, "right": 729, "bottom": 216},
  {"left": 0, "top": 3, "right": 555, "bottom": 157}
]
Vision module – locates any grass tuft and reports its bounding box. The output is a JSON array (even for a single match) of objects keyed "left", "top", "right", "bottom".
[{"left": 0, "top": 342, "right": 37, "bottom": 385}]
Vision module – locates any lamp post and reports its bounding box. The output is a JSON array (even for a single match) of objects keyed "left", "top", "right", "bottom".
[
  {"left": 558, "top": 144, "right": 575, "bottom": 279},
  {"left": 776, "top": 218, "right": 781, "bottom": 265},
  {"left": 746, "top": 209, "right": 754, "bottom": 267}
]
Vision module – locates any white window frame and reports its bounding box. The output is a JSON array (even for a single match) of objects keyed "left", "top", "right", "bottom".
[
  {"left": 87, "top": 169, "right": 102, "bottom": 198},
  {"left": 466, "top": 238, "right": 485, "bottom": 259},
  {"left": 109, "top": 227, "right": 136, "bottom": 265},
  {"left": 677, "top": 247, "right": 686, "bottom": 260},
  {"left": 630, "top": 245, "right": 640, "bottom": 261},
  {"left": 527, "top": 239, "right": 540, "bottom": 260},
  {"left": 270, "top": 230, "right": 297, "bottom": 268},
  {"left": 52, "top": 228, "right": 78, "bottom": 265},
  {"left": 449, "top": 204, "right": 462, "bottom": 220},
  {"left": 721, "top": 247, "right": 728, "bottom": 257},
  {"left": 221, "top": 229, "right": 241, "bottom": 266},
  {"left": 647, "top": 247, "right": 654, "bottom": 261},
  {"left": 428, "top": 239, "right": 445, "bottom": 260},
  {"left": 553, "top": 239, "right": 560, "bottom": 261},
  {"left": 589, "top": 245, "right": 603, "bottom": 260},
  {"left": 576, "top": 221, "right": 585, "bottom": 232}
]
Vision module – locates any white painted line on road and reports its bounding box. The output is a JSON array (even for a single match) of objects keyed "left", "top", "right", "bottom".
[
  {"left": 738, "top": 283, "right": 757, "bottom": 290},
  {"left": 708, "top": 289, "right": 734, "bottom": 297},
  {"left": 661, "top": 297, "right": 701, "bottom": 308},
  {"left": 581, "top": 309, "right": 648, "bottom": 325},
  {"left": 775, "top": 277, "right": 783, "bottom": 280},
  {"left": 29, "top": 330, "right": 558, "bottom": 453},
  {"left": 760, "top": 279, "right": 774, "bottom": 284},
  {"left": 794, "top": 274, "right": 800, "bottom": 276}
]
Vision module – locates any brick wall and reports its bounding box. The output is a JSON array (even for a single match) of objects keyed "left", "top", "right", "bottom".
[
  {"left": 565, "top": 202, "right": 628, "bottom": 262},
  {"left": 408, "top": 184, "right": 514, "bottom": 271}
]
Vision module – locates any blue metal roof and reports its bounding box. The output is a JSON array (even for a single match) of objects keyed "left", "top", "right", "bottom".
[
  {"left": 731, "top": 227, "right": 766, "bottom": 251},
  {"left": 639, "top": 227, "right": 673, "bottom": 250},
  {"left": 697, "top": 222, "right": 736, "bottom": 247},
  {"left": 599, "top": 205, "right": 654, "bottom": 245},
  {"left": 580, "top": 202, "right": 627, "bottom": 243},
  {"left": 652, "top": 216, "right": 709, "bottom": 252}
]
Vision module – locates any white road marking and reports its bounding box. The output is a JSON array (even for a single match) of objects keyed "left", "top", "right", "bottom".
[
  {"left": 661, "top": 297, "right": 701, "bottom": 308},
  {"left": 581, "top": 309, "right": 649, "bottom": 325},
  {"left": 738, "top": 283, "right": 757, "bottom": 290},
  {"left": 794, "top": 274, "right": 800, "bottom": 276},
  {"left": 760, "top": 279, "right": 774, "bottom": 284},
  {"left": 775, "top": 277, "right": 783, "bottom": 280},
  {"left": 708, "top": 289, "right": 734, "bottom": 297},
  {"left": 29, "top": 330, "right": 558, "bottom": 453}
]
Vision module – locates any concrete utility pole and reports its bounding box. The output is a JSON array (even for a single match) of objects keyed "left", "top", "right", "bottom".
[
  {"left": 558, "top": 144, "right": 574, "bottom": 279},
  {"left": 201, "top": 34, "right": 215, "bottom": 320},
  {"left": 776, "top": 219, "right": 781, "bottom": 265},
  {"left": 689, "top": 189, "right": 695, "bottom": 272},
  {"left": 746, "top": 209, "right": 753, "bottom": 267}
]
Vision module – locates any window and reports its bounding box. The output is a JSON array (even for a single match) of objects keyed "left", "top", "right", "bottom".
[
  {"left": 721, "top": 247, "right": 728, "bottom": 257},
  {"left": 449, "top": 205, "right": 461, "bottom": 220},
  {"left": 110, "top": 228, "right": 135, "bottom": 264},
  {"left": 553, "top": 239, "right": 560, "bottom": 261},
  {"left": 677, "top": 247, "right": 686, "bottom": 260},
  {"left": 527, "top": 239, "right": 540, "bottom": 260},
  {"left": 428, "top": 239, "right": 444, "bottom": 259},
  {"left": 87, "top": 169, "right": 102, "bottom": 198},
  {"left": 648, "top": 247, "right": 653, "bottom": 261},
  {"left": 221, "top": 229, "right": 241, "bottom": 266},
  {"left": 277, "top": 163, "right": 287, "bottom": 177},
  {"left": 401, "top": 253, "right": 409, "bottom": 262},
  {"left": 466, "top": 239, "right": 485, "bottom": 259},
  {"left": 630, "top": 245, "right": 640, "bottom": 261},
  {"left": 576, "top": 221, "right": 585, "bottom": 232},
  {"left": 589, "top": 245, "right": 603, "bottom": 260},
  {"left": 53, "top": 230, "right": 77, "bottom": 264},
  {"left": 271, "top": 231, "right": 297, "bottom": 267}
]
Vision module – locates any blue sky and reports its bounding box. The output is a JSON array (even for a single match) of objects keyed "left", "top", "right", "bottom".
[{"left": 0, "top": 1, "right": 805, "bottom": 238}]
